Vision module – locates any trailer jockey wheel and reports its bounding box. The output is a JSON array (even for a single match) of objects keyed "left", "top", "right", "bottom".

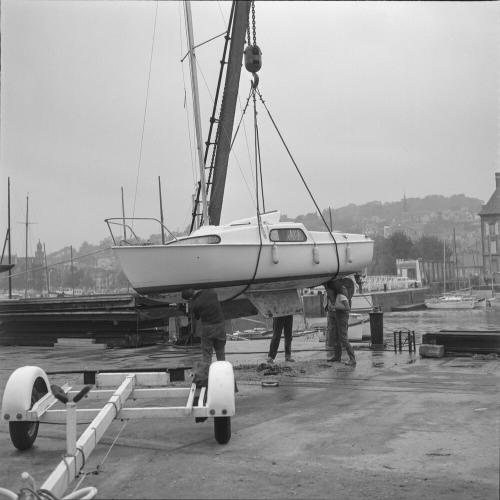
[
  {"left": 9, "top": 383, "right": 44, "bottom": 451},
  {"left": 214, "top": 416, "right": 231, "bottom": 444}
]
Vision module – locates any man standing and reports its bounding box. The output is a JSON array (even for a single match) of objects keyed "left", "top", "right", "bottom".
[
  {"left": 267, "top": 314, "right": 295, "bottom": 363},
  {"left": 324, "top": 280, "right": 337, "bottom": 362},
  {"left": 325, "top": 280, "right": 356, "bottom": 366},
  {"left": 182, "top": 288, "right": 226, "bottom": 365}
]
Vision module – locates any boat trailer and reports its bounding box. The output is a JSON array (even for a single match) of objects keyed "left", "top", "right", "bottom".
[{"left": 1, "top": 361, "right": 235, "bottom": 500}]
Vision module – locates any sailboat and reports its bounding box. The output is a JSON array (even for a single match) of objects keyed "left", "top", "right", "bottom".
[
  {"left": 106, "top": 1, "right": 373, "bottom": 313},
  {"left": 424, "top": 239, "right": 480, "bottom": 310}
]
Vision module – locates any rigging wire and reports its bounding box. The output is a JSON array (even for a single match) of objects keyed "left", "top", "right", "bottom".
[
  {"left": 235, "top": 87, "right": 257, "bottom": 171},
  {"left": 132, "top": 1, "right": 159, "bottom": 220},
  {"left": 254, "top": 87, "right": 341, "bottom": 280},
  {"left": 0, "top": 247, "right": 111, "bottom": 283},
  {"left": 178, "top": 1, "right": 197, "bottom": 188},
  {"left": 253, "top": 90, "right": 265, "bottom": 212},
  {"left": 221, "top": 85, "right": 266, "bottom": 304},
  {"left": 180, "top": 30, "right": 227, "bottom": 62}
]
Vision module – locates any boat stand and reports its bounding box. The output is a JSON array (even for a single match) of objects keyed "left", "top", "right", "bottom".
[{"left": 1, "top": 361, "right": 235, "bottom": 500}]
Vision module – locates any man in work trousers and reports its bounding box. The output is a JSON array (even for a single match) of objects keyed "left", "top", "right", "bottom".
[
  {"left": 267, "top": 314, "right": 295, "bottom": 363},
  {"left": 182, "top": 288, "right": 226, "bottom": 366},
  {"left": 324, "top": 280, "right": 356, "bottom": 366}
]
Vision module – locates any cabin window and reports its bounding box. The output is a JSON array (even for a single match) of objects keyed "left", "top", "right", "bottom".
[
  {"left": 269, "top": 228, "right": 307, "bottom": 243},
  {"left": 174, "top": 235, "right": 221, "bottom": 245}
]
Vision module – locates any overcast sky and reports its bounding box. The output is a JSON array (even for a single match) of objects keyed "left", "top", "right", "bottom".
[{"left": 0, "top": 0, "right": 498, "bottom": 256}]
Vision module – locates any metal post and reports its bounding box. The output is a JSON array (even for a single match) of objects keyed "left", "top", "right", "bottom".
[
  {"left": 8, "top": 177, "right": 12, "bottom": 298},
  {"left": 398, "top": 331, "right": 402, "bottom": 352},
  {"left": 393, "top": 331, "right": 397, "bottom": 353},
  {"left": 121, "top": 186, "right": 126, "bottom": 242},
  {"left": 158, "top": 176, "right": 165, "bottom": 244},
  {"left": 408, "top": 331, "right": 412, "bottom": 353},
  {"left": 412, "top": 331, "right": 416, "bottom": 352},
  {"left": 25, "top": 196, "right": 29, "bottom": 298},
  {"left": 43, "top": 243, "right": 49, "bottom": 296},
  {"left": 369, "top": 309, "right": 384, "bottom": 348},
  {"left": 70, "top": 245, "right": 75, "bottom": 296}
]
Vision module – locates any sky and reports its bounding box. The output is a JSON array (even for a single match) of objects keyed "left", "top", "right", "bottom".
[{"left": 0, "top": 0, "right": 498, "bottom": 257}]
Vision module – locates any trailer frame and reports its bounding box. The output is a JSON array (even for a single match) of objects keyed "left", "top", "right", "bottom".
[{"left": 1, "top": 361, "right": 235, "bottom": 500}]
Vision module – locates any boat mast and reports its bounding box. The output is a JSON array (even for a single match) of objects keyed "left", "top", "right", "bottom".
[
  {"left": 208, "top": 1, "right": 251, "bottom": 226},
  {"left": 158, "top": 176, "right": 165, "bottom": 244},
  {"left": 121, "top": 186, "right": 126, "bottom": 242},
  {"left": 8, "top": 177, "right": 12, "bottom": 298},
  {"left": 443, "top": 239, "right": 446, "bottom": 294},
  {"left": 183, "top": 1, "right": 209, "bottom": 225},
  {"left": 25, "top": 196, "right": 28, "bottom": 298}
]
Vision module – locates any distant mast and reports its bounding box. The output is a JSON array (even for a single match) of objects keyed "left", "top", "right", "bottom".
[
  {"left": 183, "top": 1, "right": 209, "bottom": 227},
  {"left": 24, "top": 196, "right": 29, "bottom": 298},
  {"left": 8, "top": 177, "right": 12, "bottom": 298}
]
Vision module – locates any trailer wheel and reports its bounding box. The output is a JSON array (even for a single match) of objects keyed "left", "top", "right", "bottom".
[
  {"left": 214, "top": 416, "right": 231, "bottom": 444},
  {"left": 9, "top": 385, "right": 42, "bottom": 451}
]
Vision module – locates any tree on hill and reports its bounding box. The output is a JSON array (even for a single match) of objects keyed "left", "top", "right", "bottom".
[
  {"left": 411, "top": 235, "right": 450, "bottom": 261},
  {"left": 369, "top": 232, "right": 413, "bottom": 274}
]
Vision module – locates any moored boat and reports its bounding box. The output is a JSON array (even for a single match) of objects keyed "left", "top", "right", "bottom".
[{"left": 424, "top": 294, "right": 480, "bottom": 310}]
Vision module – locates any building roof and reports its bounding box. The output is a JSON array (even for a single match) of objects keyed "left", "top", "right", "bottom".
[{"left": 479, "top": 172, "right": 500, "bottom": 216}]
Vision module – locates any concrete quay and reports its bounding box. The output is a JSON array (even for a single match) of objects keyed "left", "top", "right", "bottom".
[{"left": 0, "top": 338, "right": 498, "bottom": 499}]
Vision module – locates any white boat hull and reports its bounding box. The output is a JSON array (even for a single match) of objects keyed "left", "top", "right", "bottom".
[
  {"left": 424, "top": 296, "right": 479, "bottom": 310},
  {"left": 111, "top": 213, "right": 374, "bottom": 301}
]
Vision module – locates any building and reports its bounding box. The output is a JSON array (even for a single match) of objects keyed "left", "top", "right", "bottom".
[
  {"left": 396, "top": 258, "right": 423, "bottom": 284},
  {"left": 479, "top": 172, "right": 500, "bottom": 283}
]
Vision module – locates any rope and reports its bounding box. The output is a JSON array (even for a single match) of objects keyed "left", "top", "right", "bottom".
[
  {"left": 180, "top": 30, "right": 227, "bottom": 62},
  {"left": 253, "top": 90, "right": 265, "bottom": 212},
  {"left": 255, "top": 87, "right": 341, "bottom": 281},
  {"left": 132, "top": 2, "right": 159, "bottom": 220},
  {"left": 221, "top": 80, "right": 272, "bottom": 303},
  {"left": 70, "top": 420, "right": 128, "bottom": 495},
  {"left": 221, "top": 94, "right": 265, "bottom": 304}
]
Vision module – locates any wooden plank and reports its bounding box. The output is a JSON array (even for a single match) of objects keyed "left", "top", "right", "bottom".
[{"left": 96, "top": 372, "right": 170, "bottom": 388}]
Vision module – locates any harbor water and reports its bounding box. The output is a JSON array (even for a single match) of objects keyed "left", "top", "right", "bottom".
[{"left": 381, "top": 306, "right": 500, "bottom": 344}]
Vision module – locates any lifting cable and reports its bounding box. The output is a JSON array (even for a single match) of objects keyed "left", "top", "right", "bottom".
[
  {"left": 254, "top": 87, "right": 341, "bottom": 281},
  {"left": 221, "top": 1, "right": 264, "bottom": 303},
  {"left": 224, "top": 0, "right": 342, "bottom": 302}
]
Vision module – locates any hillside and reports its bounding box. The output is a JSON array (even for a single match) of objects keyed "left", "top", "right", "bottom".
[
  {"left": 4, "top": 194, "right": 485, "bottom": 295},
  {"left": 283, "top": 194, "right": 483, "bottom": 253}
]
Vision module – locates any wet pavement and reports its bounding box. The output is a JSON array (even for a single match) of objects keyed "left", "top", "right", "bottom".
[{"left": 0, "top": 338, "right": 498, "bottom": 499}]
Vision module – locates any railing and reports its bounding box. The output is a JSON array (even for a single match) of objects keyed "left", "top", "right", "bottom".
[
  {"left": 105, "top": 218, "right": 178, "bottom": 246},
  {"left": 361, "top": 275, "right": 420, "bottom": 292}
]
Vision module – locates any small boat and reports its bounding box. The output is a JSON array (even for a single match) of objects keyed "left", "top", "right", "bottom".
[
  {"left": 110, "top": 211, "right": 373, "bottom": 302},
  {"left": 424, "top": 239, "right": 481, "bottom": 310},
  {"left": 424, "top": 294, "right": 480, "bottom": 310},
  {"left": 107, "top": 2, "right": 373, "bottom": 309}
]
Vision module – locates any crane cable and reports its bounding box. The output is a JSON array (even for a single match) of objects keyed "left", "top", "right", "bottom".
[
  {"left": 221, "top": 1, "right": 265, "bottom": 303},
  {"left": 221, "top": 84, "right": 265, "bottom": 304},
  {"left": 254, "top": 87, "right": 341, "bottom": 281},
  {"left": 248, "top": 0, "right": 340, "bottom": 281}
]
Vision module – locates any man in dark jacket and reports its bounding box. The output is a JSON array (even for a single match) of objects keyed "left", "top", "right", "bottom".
[{"left": 182, "top": 288, "right": 226, "bottom": 364}]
